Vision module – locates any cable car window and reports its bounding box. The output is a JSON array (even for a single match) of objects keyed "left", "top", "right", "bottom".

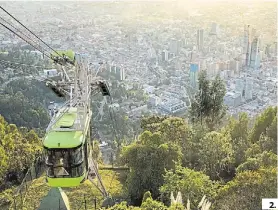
[
  {"left": 45, "top": 147, "right": 84, "bottom": 178},
  {"left": 54, "top": 167, "right": 70, "bottom": 176},
  {"left": 45, "top": 149, "right": 70, "bottom": 167},
  {"left": 45, "top": 150, "right": 54, "bottom": 165},
  {"left": 47, "top": 166, "right": 70, "bottom": 178},
  {"left": 46, "top": 166, "right": 54, "bottom": 177},
  {"left": 70, "top": 147, "right": 83, "bottom": 165},
  {"left": 71, "top": 162, "right": 85, "bottom": 177}
]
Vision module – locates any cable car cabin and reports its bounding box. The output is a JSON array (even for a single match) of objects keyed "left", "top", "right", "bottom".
[
  {"left": 50, "top": 50, "right": 76, "bottom": 65},
  {"left": 43, "top": 107, "right": 91, "bottom": 187}
]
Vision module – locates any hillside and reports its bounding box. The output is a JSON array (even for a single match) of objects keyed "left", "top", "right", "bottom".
[{"left": 12, "top": 170, "right": 125, "bottom": 210}]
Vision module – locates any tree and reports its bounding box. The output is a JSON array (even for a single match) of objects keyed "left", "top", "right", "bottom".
[
  {"left": 140, "top": 116, "right": 199, "bottom": 168},
  {"left": 0, "top": 146, "right": 8, "bottom": 181},
  {"left": 0, "top": 115, "right": 41, "bottom": 188},
  {"left": 198, "top": 131, "right": 234, "bottom": 180},
  {"left": 142, "top": 191, "right": 152, "bottom": 203},
  {"left": 168, "top": 204, "right": 184, "bottom": 210},
  {"left": 236, "top": 151, "right": 277, "bottom": 173},
  {"left": 107, "top": 201, "right": 129, "bottom": 210},
  {"left": 189, "top": 71, "right": 226, "bottom": 130},
  {"left": 92, "top": 140, "right": 103, "bottom": 163},
  {"left": 249, "top": 106, "right": 277, "bottom": 143},
  {"left": 121, "top": 131, "right": 182, "bottom": 205},
  {"left": 213, "top": 167, "right": 277, "bottom": 210},
  {"left": 141, "top": 197, "right": 167, "bottom": 210},
  {"left": 140, "top": 115, "right": 168, "bottom": 132},
  {"left": 222, "top": 113, "right": 250, "bottom": 166},
  {"left": 258, "top": 134, "right": 277, "bottom": 154},
  {"left": 160, "top": 165, "right": 218, "bottom": 209}
]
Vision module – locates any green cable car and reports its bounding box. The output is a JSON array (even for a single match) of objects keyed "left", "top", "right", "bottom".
[
  {"left": 50, "top": 49, "right": 76, "bottom": 65},
  {"left": 43, "top": 107, "right": 92, "bottom": 187}
]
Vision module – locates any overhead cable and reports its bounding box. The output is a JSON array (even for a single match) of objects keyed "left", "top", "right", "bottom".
[
  {"left": 0, "top": 22, "right": 52, "bottom": 60},
  {"left": 0, "top": 6, "right": 63, "bottom": 58},
  {"left": 0, "top": 16, "right": 52, "bottom": 57}
]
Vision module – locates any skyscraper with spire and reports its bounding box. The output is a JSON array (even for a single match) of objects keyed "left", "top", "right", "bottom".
[
  {"left": 250, "top": 36, "right": 261, "bottom": 69},
  {"left": 243, "top": 25, "right": 252, "bottom": 66}
]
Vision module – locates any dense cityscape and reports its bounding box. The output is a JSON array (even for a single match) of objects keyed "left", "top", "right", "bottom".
[{"left": 0, "top": 1, "right": 277, "bottom": 120}]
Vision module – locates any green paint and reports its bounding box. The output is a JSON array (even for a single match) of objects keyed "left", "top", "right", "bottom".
[
  {"left": 46, "top": 174, "right": 86, "bottom": 187},
  {"left": 55, "top": 112, "right": 77, "bottom": 128},
  {"left": 51, "top": 50, "right": 75, "bottom": 61},
  {"left": 43, "top": 131, "right": 83, "bottom": 148},
  {"left": 43, "top": 107, "right": 84, "bottom": 148}
]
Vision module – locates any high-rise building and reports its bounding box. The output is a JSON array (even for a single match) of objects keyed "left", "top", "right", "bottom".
[
  {"left": 189, "top": 63, "right": 199, "bottom": 88},
  {"left": 197, "top": 29, "right": 204, "bottom": 51},
  {"left": 210, "top": 22, "right": 219, "bottom": 36},
  {"left": 250, "top": 37, "right": 260, "bottom": 69},
  {"left": 169, "top": 38, "right": 179, "bottom": 55},
  {"left": 243, "top": 25, "right": 252, "bottom": 66},
  {"left": 162, "top": 50, "right": 169, "bottom": 61},
  {"left": 183, "top": 38, "right": 188, "bottom": 47},
  {"left": 235, "top": 78, "right": 245, "bottom": 97},
  {"left": 274, "top": 41, "right": 278, "bottom": 56},
  {"left": 245, "top": 77, "right": 253, "bottom": 100},
  {"left": 148, "top": 48, "right": 156, "bottom": 59},
  {"left": 168, "top": 53, "right": 175, "bottom": 60},
  {"left": 113, "top": 66, "right": 125, "bottom": 81},
  {"left": 265, "top": 45, "right": 271, "bottom": 58},
  {"left": 178, "top": 40, "right": 183, "bottom": 50}
]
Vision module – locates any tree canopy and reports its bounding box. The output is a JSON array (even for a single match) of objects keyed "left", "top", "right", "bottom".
[{"left": 189, "top": 71, "right": 226, "bottom": 130}]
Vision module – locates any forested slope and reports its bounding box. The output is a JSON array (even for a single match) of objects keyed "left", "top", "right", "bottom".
[{"left": 110, "top": 106, "right": 277, "bottom": 209}]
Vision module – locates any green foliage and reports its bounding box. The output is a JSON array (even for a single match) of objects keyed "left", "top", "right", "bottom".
[
  {"left": 236, "top": 151, "right": 277, "bottom": 173},
  {"left": 0, "top": 49, "right": 64, "bottom": 130},
  {"left": 0, "top": 146, "right": 8, "bottom": 181},
  {"left": 92, "top": 140, "right": 103, "bottom": 163},
  {"left": 258, "top": 134, "right": 277, "bottom": 154},
  {"left": 141, "top": 197, "right": 167, "bottom": 210},
  {"left": 142, "top": 191, "right": 152, "bottom": 203},
  {"left": 249, "top": 106, "right": 277, "bottom": 143},
  {"left": 108, "top": 201, "right": 129, "bottom": 210},
  {"left": 0, "top": 188, "right": 13, "bottom": 208},
  {"left": 222, "top": 113, "right": 250, "bottom": 166},
  {"left": 21, "top": 176, "right": 51, "bottom": 210},
  {"left": 160, "top": 165, "right": 218, "bottom": 209},
  {"left": 0, "top": 78, "right": 65, "bottom": 129},
  {"left": 189, "top": 71, "right": 226, "bottom": 129},
  {"left": 99, "top": 170, "right": 125, "bottom": 199},
  {"left": 168, "top": 203, "right": 184, "bottom": 210},
  {"left": 121, "top": 130, "right": 182, "bottom": 204},
  {"left": 0, "top": 115, "right": 42, "bottom": 189},
  {"left": 107, "top": 201, "right": 141, "bottom": 210},
  {"left": 213, "top": 167, "right": 277, "bottom": 210},
  {"left": 140, "top": 115, "right": 168, "bottom": 132},
  {"left": 139, "top": 116, "right": 197, "bottom": 167},
  {"left": 198, "top": 131, "right": 234, "bottom": 180}
]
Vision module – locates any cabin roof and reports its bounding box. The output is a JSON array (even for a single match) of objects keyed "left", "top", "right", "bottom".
[
  {"left": 43, "top": 107, "right": 83, "bottom": 148},
  {"left": 43, "top": 131, "right": 83, "bottom": 148}
]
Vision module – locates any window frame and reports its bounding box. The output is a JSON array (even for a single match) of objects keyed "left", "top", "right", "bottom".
[{"left": 44, "top": 145, "right": 85, "bottom": 178}]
